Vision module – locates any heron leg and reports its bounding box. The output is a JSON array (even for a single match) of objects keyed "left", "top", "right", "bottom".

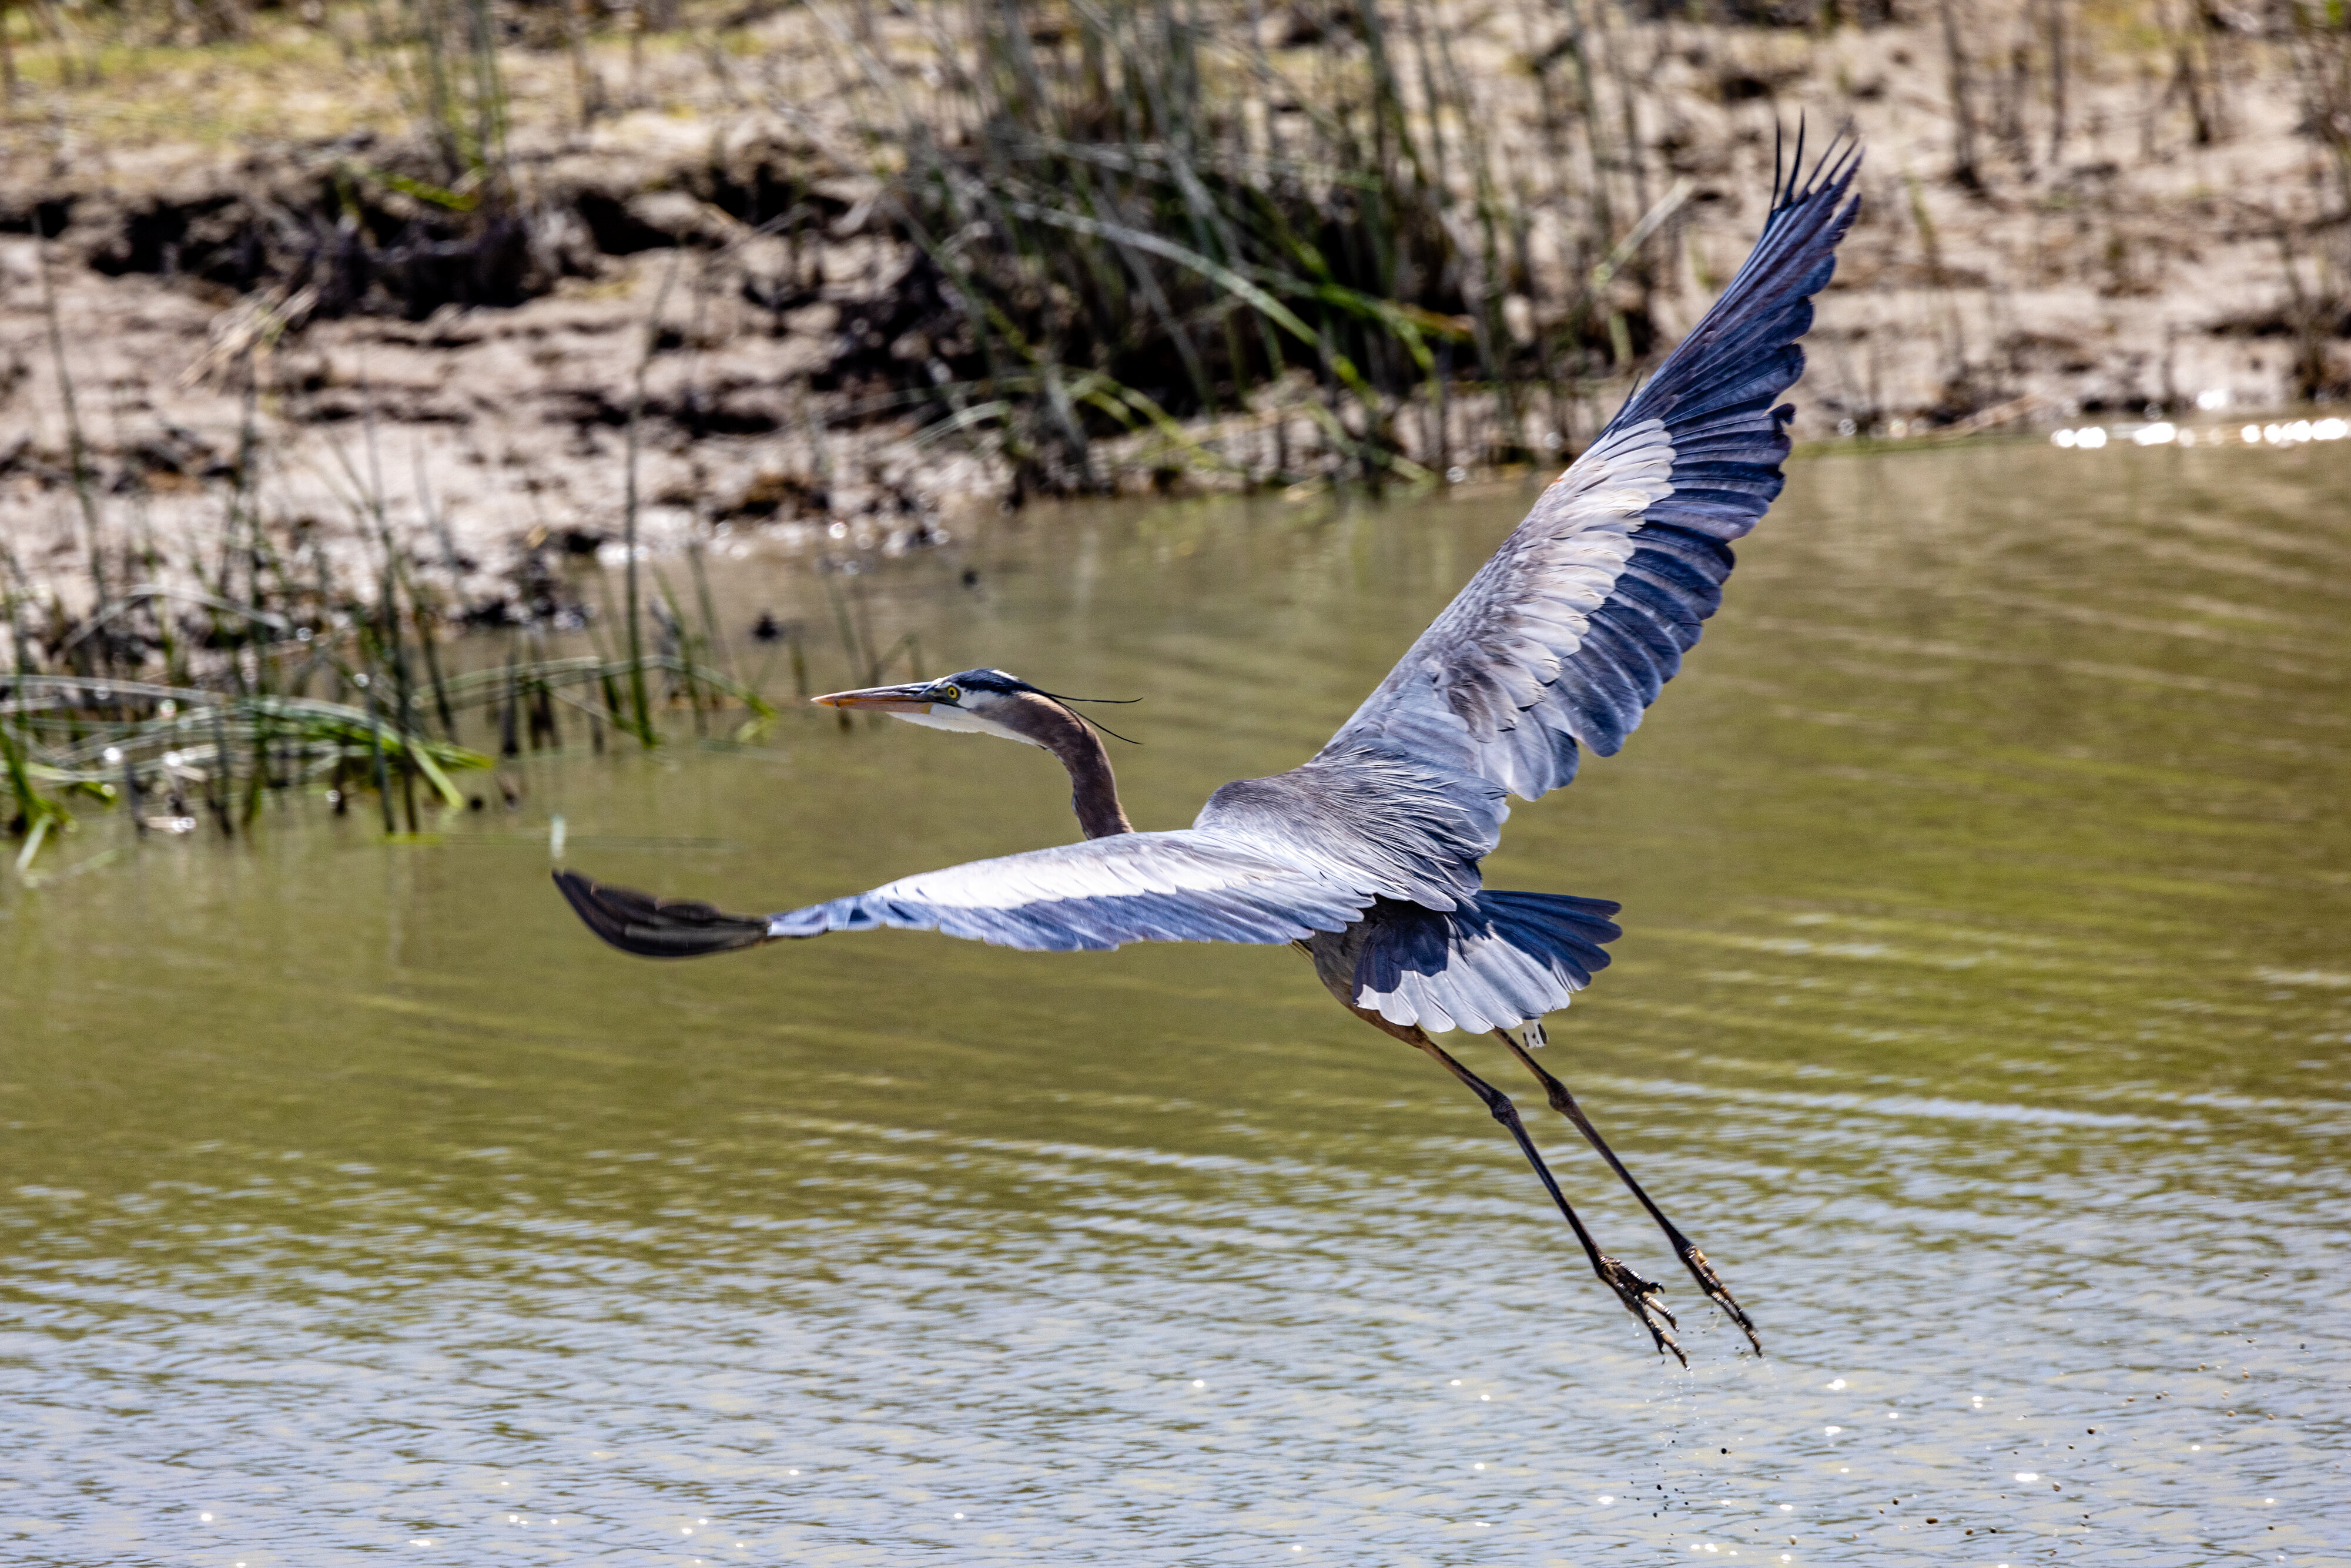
[
  {"left": 1406, "top": 1030, "right": 1684, "bottom": 1366},
  {"left": 1495, "top": 1024, "right": 1762, "bottom": 1354}
]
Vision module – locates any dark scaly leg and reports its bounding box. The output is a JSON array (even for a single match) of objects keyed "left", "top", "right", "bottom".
[
  {"left": 1495, "top": 1024, "right": 1762, "bottom": 1354},
  {"left": 1406, "top": 1028, "right": 1684, "bottom": 1365}
]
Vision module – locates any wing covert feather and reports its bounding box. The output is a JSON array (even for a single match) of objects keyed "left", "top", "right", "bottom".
[{"left": 763, "top": 829, "right": 1374, "bottom": 951}]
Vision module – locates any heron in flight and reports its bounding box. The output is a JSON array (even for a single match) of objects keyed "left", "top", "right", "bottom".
[{"left": 557, "top": 138, "right": 1860, "bottom": 1363}]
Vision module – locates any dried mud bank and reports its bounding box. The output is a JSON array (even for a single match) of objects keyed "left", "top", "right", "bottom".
[{"left": 3, "top": 5, "right": 2345, "bottom": 642}]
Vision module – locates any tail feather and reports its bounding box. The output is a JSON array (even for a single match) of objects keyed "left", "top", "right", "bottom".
[
  {"left": 1354, "top": 890, "right": 1621, "bottom": 1034},
  {"left": 552, "top": 869, "right": 773, "bottom": 959}
]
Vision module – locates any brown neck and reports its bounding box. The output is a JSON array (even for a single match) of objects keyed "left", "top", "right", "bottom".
[{"left": 1007, "top": 691, "right": 1133, "bottom": 839}]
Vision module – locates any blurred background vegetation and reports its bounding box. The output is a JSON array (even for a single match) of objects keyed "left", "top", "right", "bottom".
[
  {"left": 9, "top": 0, "right": 2351, "bottom": 853},
  {"left": 12, "top": 1, "right": 2351, "bottom": 483}
]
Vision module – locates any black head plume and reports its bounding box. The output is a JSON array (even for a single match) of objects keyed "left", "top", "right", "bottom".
[{"left": 945, "top": 667, "right": 1144, "bottom": 744}]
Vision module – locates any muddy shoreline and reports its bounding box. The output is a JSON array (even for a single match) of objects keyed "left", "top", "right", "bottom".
[{"left": 5, "top": 5, "right": 2346, "bottom": 642}]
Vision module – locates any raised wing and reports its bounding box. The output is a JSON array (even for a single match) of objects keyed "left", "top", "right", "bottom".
[
  {"left": 1322, "top": 133, "right": 1861, "bottom": 806},
  {"left": 554, "top": 829, "right": 1373, "bottom": 959}
]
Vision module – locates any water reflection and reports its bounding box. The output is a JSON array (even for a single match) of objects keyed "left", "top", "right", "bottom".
[{"left": 4, "top": 438, "right": 2347, "bottom": 1566}]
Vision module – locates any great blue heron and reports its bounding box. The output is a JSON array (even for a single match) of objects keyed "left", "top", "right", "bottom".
[{"left": 556, "top": 137, "right": 1861, "bottom": 1363}]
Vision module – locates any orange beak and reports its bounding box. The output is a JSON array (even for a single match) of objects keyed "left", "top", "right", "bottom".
[{"left": 811, "top": 682, "right": 936, "bottom": 713}]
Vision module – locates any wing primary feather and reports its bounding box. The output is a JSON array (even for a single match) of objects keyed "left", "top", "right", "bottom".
[{"left": 552, "top": 870, "right": 774, "bottom": 959}]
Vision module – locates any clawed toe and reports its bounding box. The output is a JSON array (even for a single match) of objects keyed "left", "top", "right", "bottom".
[
  {"left": 1680, "top": 1244, "right": 1763, "bottom": 1354},
  {"left": 1598, "top": 1254, "right": 1686, "bottom": 1366}
]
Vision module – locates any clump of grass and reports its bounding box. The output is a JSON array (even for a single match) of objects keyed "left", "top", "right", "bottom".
[
  {"left": 0, "top": 649, "right": 778, "bottom": 869},
  {"left": 0, "top": 220, "right": 779, "bottom": 873},
  {"left": 796, "top": 0, "right": 1641, "bottom": 491},
  {"left": 363, "top": 0, "right": 511, "bottom": 199}
]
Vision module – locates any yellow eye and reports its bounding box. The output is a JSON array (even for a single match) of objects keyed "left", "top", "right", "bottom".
[{"left": 936, "top": 685, "right": 960, "bottom": 702}]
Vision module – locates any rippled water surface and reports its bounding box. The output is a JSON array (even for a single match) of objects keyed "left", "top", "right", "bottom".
[{"left": 5, "top": 440, "right": 2349, "bottom": 1567}]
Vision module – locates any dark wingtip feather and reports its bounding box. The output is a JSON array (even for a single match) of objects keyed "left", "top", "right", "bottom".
[
  {"left": 1772, "top": 116, "right": 1863, "bottom": 216},
  {"left": 552, "top": 869, "right": 773, "bottom": 959}
]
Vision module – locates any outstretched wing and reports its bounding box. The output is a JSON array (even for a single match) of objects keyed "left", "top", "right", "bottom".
[
  {"left": 1321, "top": 134, "right": 1861, "bottom": 806},
  {"left": 554, "top": 829, "right": 1372, "bottom": 959}
]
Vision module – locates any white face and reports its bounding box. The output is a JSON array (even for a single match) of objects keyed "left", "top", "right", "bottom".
[{"left": 890, "top": 692, "right": 1040, "bottom": 747}]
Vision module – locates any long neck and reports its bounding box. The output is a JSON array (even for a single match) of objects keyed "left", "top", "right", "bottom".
[{"left": 1009, "top": 692, "right": 1133, "bottom": 839}]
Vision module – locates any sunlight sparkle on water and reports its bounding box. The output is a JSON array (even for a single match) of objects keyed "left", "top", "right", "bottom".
[{"left": 10, "top": 457, "right": 2348, "bottom": 1568}]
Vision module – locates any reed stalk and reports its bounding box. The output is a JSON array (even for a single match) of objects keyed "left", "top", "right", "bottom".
[
  {"left": 621, "top": 258, "right": 682, "bottom": 748},
  {"left": 35, "top": 217, "right": 107, "bottom": 625},
  {"left": 360, "top": 668, "right": 397, "bottom": 835}
]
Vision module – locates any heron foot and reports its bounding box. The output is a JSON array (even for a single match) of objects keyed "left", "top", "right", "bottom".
[
  {"left": 1597, "top": 1253, "right": 1684, "bottom": 1366},
  {"left": 1677, "top": 1243, "right": 1763, "bottom": 1355},
  {"left": 1494, "top": 1024, "right": 1761, "bottom": 1356}
]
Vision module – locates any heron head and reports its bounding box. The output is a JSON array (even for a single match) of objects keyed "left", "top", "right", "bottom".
[{"left": 811, "top": 667, "right": 1083, "bottom": 747}]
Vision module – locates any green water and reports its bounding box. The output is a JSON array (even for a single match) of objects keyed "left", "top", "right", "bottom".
[{"left": 3, "top": 439, "right": 2347, "bottom": 1566}]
